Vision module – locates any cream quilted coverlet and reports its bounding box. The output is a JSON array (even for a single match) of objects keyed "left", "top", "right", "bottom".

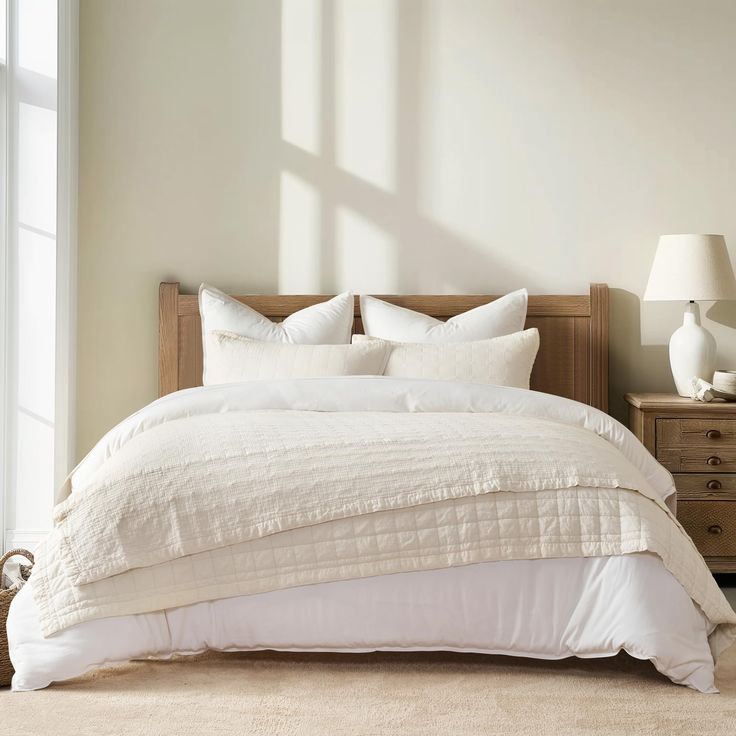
[{"left": 32, "top": 378, "right": 736, "bottom": 653}]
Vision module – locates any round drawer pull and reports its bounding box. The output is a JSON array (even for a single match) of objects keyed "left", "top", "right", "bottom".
[
  {"left": 706, "top": 456, "right": 722, "bottom": 466},
  {"left": 706, "top": 429, "right": 721, "bottom": 439},
  {"left": 708, "top": 524, "right": 723, "bottom": 535},
  {"left": 707, "top": 479, "right": 722, "bottom": 490}
]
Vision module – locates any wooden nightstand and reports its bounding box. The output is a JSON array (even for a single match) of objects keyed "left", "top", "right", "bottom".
[{"left": 625, "top": 393, "right": 736, "bottom": 572}]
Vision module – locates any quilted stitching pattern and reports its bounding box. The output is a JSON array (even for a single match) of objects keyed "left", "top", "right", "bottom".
[
  {"left": 354, "top": 330, "right": 539, "bottom": 387},
  {"left": 52, "top": 411, "right": 655, "bottom": 585},
  {"left": 33, "top": 487, "right": 736, "bottom": 641}
]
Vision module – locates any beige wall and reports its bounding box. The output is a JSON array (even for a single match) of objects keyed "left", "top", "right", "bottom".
[{"left": 77, "top": 0, "right": 736, "bottom": 458}]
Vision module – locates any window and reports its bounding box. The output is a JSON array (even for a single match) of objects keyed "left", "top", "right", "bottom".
[{"left": 1, "top": 1, "right": 75, "bottom": 551}]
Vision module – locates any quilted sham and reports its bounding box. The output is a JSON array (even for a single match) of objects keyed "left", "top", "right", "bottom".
[
  {"left": 204, "top": 331, "right": 390, "bottom": 384},
  {"left": 352, "top": 329, "right": 539, "bottom": 387}
]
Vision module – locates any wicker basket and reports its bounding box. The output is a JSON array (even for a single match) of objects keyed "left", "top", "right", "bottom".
[{"left": 0, "top": 548, "right": 34, "bottom": 687}]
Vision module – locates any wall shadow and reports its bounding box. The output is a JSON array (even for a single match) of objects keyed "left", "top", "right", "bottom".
[
  {"left": 278, "top": 4, "right": 684, "bottom": 418},
  {"left": 706, "top": 300, "right": 736, "bottom": 331},
  {"left": 77, "top": 0, "right": 286, "bottom": 457},
  {"left": 609, "top": 288, "right": 671, "bottom": 422},
  {"left": 280, "top": 0, "right": 528, "bottom": 297}
]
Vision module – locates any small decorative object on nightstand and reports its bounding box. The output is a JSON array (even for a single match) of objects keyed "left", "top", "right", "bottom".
[
  {"left": 643, "top": 234, "right": 736, "bottom": 397},
  {"left": 625, "top": 393, "right": 736, "bottom": 572}
]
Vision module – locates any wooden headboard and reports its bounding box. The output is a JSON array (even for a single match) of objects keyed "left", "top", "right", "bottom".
[{"left": 159, "top": 283, "right": 609, "bottom": 412}]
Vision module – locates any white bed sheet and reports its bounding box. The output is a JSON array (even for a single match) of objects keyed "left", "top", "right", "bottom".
[{"left": 8, "top": 553, "right": 718, "bottom": 692}]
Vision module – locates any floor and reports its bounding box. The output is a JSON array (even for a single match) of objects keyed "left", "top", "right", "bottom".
[{"left": 2, "top": 645, "right": 735, "bottom": 736}]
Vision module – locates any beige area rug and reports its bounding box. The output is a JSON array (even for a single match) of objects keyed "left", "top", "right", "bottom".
[{"left": 2, "top": 648, "right": 735, "bottom": 736}]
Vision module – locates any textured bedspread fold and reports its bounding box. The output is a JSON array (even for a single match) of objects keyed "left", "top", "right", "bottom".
[
  {"left": 31, "top": 378, "right": 736, "bottom": 652},
  {"left": 55, "top": 411, "right": 659, "bottom": 586}
]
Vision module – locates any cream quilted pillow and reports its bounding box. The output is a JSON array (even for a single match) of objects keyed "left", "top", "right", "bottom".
[
  {"left": 353, "top": 329, "right": 539, "bottom": 388},
  {"left": 205, "top": 331, "right": 389, "bottom": 385}
]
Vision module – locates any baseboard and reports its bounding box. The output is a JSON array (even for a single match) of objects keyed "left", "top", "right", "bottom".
[{"left": 4, "top": 529, "right": 49, "bottom": 552}]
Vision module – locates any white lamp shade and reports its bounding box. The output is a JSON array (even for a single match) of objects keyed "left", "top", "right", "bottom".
[{"left": 643, "top": 234, "right": 736, "bottom": 302}]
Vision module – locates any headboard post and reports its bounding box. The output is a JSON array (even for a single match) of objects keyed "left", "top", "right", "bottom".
[
  {"left": 589, "top": 283, "right": 609, "bottom": 413},
  {"left": 159, "top": 282, "right": 180, "bottom": 396}
]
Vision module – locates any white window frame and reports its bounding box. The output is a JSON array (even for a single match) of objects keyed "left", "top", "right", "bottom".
[
  {"left": 55, "top": 0, "right": 78, "bottom": 511},
  {"left": 0, "top": 0, "right": 8, "bottom": 554}
]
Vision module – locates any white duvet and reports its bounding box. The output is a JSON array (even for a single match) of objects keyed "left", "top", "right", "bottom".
[
  {"left": 9, "top": 554, "right": 719, "bottom": 692},
  {"left": 10, "top": 377, "right": 736, "bottom": 691}
]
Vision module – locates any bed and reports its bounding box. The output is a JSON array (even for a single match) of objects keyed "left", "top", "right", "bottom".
[{"left": 7, "top": 283, "right": 736, "bottom": 692}]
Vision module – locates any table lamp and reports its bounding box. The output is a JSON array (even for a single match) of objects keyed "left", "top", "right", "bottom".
[{"left": 643, "top": 234, "right": 736, "bottom": 396}]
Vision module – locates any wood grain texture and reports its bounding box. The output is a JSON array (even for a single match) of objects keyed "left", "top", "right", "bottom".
[
  {"left": 159, "top": 283, "right": 609, "bottom": 411},
  {"left": 526, "top": 316, "right": 575, "bottom": 400},
  {"left": 674, "top": 473, "right": 736, "bottom": 501},
  {"left": 627, "top": 405, "right": 656, "bottom": 455},
  {"left": 625, "top": 394, "right": 736, "bottom": 571},
  {"left": 573, "top": 316, "right": 591, "bottom": 406},
  {"left": 175, "top": 294, "right": 593, "bottom": 319},
  {"left": 656, "top": 448, "right": 736, "bottom": 474},
  {"left": 589, "top": 283, "right": 608, "bottom": 414},
  {"left": 657, "top": 418, "right": 736, "bottom": 448},
  {"left": 178, "top": 315, "right": 204, "bottom": 390},
  {"left": 699, "top": 557, "right": 736, "bottom": 572},
  {"left": 624, "top": 393, "right": 736, "bottom": 412},
  {"left": 677, "top": 500, "right": 736, "bottom": 559},
  {"left": 159, "top": 283, "right": 179, "bottom": 396}
]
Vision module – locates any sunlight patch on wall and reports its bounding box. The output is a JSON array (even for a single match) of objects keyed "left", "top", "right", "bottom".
[
  {"left": 419, "top": 1, "right": 518, "bottom": 250},
  {"left": 335, "top": 0, "right": 396, "bottom": 192},
  {"left": 279, "top": 171, "right": 321, "bottom": 293},
  {"left": 281, "top": 0, "right": 321, "bottom": 155},
  {"left": 336, "top": 206, "right": 397, "bottom": 293}
]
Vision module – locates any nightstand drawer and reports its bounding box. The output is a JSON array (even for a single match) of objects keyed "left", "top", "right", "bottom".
[
  {"left": 657, "top": 418, "right": 736, "bottom": 448},
  {"left": 677, "top": 501, "right": 736, "bottom": 557},
  {"left": 656, "top": 448, "right": 736, "bottom": 473},
  {"left": 674, "top": 473, "right": 736, "bottom": 499}
]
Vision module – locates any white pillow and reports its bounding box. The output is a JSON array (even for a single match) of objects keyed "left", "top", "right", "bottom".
[
  {"left": 204, "top": 331, "right": 389, "bottom": 385},
  {"left": 199, "top": 284, "right": 355, "bottom": 382},
  {"left": 200, "top": 284, "right": 354, "bottom": 343},
  {"left": 359, "top": 289, "right": 528, "bottom": 343},
  {"left": 352, "top": 329, "right": 539, "bottom": 389}
]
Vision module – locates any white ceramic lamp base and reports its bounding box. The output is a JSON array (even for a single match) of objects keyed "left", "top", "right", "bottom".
[{"left": 669, "top": 302, "right": 716, "bottom": 397}]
